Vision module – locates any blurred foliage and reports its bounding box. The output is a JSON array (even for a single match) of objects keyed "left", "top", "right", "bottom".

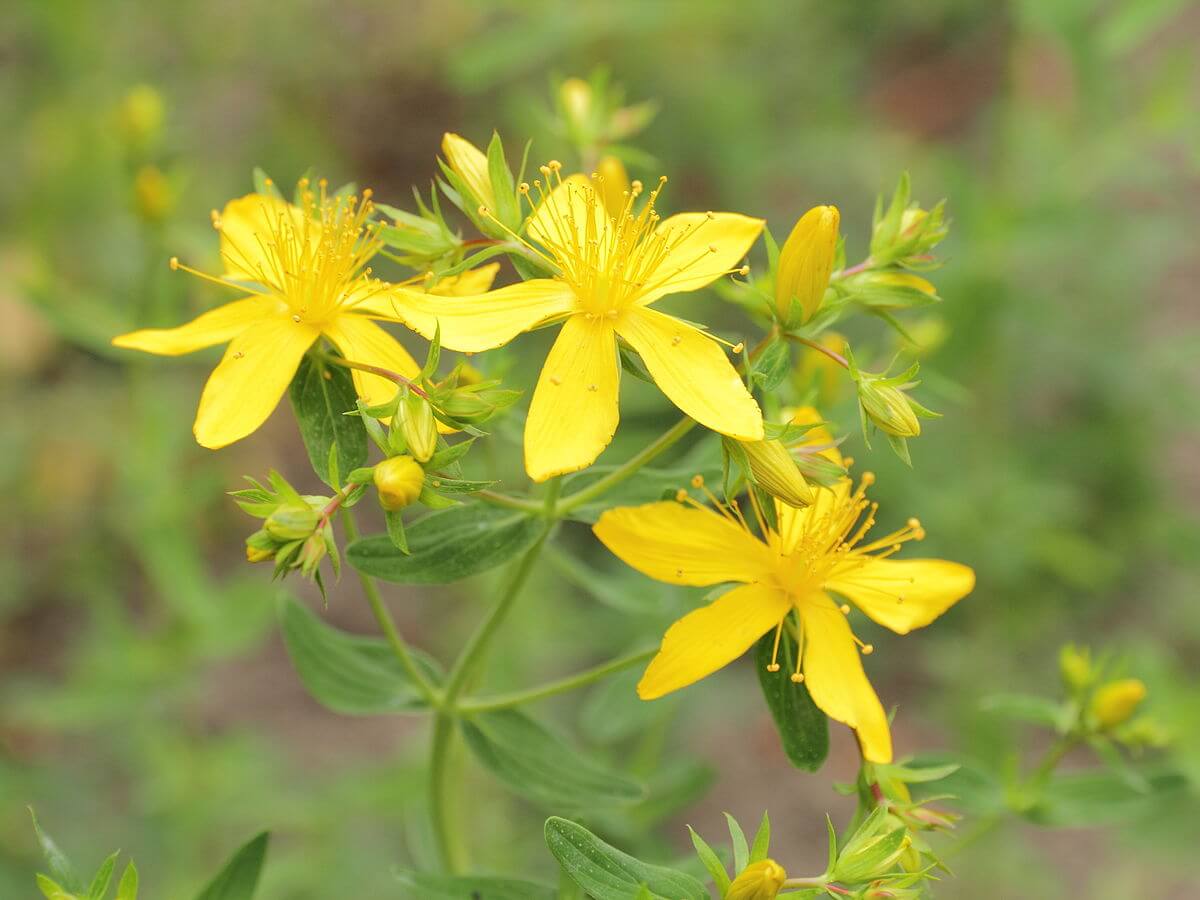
[{"left": 2, "top": 0, "right": 1198, "bottom": 897}]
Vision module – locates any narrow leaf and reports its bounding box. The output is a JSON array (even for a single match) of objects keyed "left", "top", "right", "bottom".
[
  {"left": 88, "top": 852, "right": 119, "bottom": 900},
  {"left": 29, "top": 809, "right": 83, "bottom": 892},
  {"left": 192, "top": 832, "right": 269, "bottom": 900},
  {"left": 393, "top": 869, "right": 556, "bottom": 900},
  {"left": 116, "top": 862, "right": 139, "bottom": 900},
  {"left": 749, "top": 811, "right": 771, "bottom": 863},
  {"left": 754, "top": 632, "right": 829, "bottom": 771},
  {"left": 687, "top": 827, "right": 730, "bottom": 894}
]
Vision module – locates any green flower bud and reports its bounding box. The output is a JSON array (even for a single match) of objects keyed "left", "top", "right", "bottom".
[
  {"left": 776, "top": 205, "right": 839, "bottom": 323},
  {"left": 397, "top": 392, "right": 438, "bottom": 462},
  {"left": 265, "top": 504, "right": 321, "bottom": 541},
  {"left": 858, "top": 379, "right": 921, "bottom": 438},
  {"left": 726, "top": 859, "right": 787, "bottom": 900},
  {"left": 559, "top": 77, "right": 595, "bottom": 134},
  {"left": 245, "top": 529, "right": 276, "bottom": 563},
  {"left": 374, "top": 456, "right": 425, "bottom": 511},
  {"left": 297, "top": 532, "right": 328, "bottom": 577},
  {"left": 740, "top": 438, "right": 814, "bottom": 508},
  {"left": 133, "top": 164, "right": 173, "bottom": 222},
  {"left": 117, "top": 84, "right": 165, "bottom": 152},
  {"left": 1091, "top": 679, "right": 1147, "bottom": 730},
  {"left": 831, "top": 811, "right": 910, "bottom": 884}
]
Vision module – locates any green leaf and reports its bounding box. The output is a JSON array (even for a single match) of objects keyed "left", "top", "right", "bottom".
[
  {"left": 347, "top": 505, "right": 543, "bottom": 584},
  {"left": 192, "top": 832, "right": 269, "bottom": 900},
  {"left": 725, "top": 812, "right": 749, "bottom": 873},
  {"left": 1026, "top": 770, "right": 1186, "bottom": 828},
  {"left": 384, "top": 509, "right": 409, "bottom": 553},
  {"left": 486, "top": 131, "right": 520, "bottom": 228},
  {"left": 463, "top": 709, "right": 644, "bottom": 808},
  {"left": 278, "top": 597, "right": 439, "bottom": 714},
  {"left": 544, "top": 818, "right": 709, "bottom": 900},
  {"left": 289, "top": 355, "right": 369, "bottom": 487},
  {"left": 88, "top": 852, "right": 119, "bottom": 900},
  {"left": 980, "top": 693, "right": 1063, "bottom": 728},
  {"left": 29, "top": 809, "right": 83, "bottom": 892},
  {"left": 687, "top": 827, "right": 730, "bottom": 894},
  {"left": 754, "top": 632, "right": 828, "bottom": 771},
  {"left": 749, "top": 811, "right": 771, "bottom": 863},
  {"left": 393, "top": 869, "right": 556, "bottom": 900},
  {"left": 750, "top": 339, "right": 791, "bottom": 391},
  {"left": 116, "top": 862, "right": 139, "bottom": 900},
  {"left": 36, "top": 874, "right": 71, "bottom": 900}
]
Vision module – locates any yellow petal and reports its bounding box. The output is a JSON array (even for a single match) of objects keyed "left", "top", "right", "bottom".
[
  {"left": 635, "top": 212, "right": 764, "bottom": 306},
  {"left": 527, "top": 174, "right": 612, "bottom": 268},
  {"left": 593, "top": 500, "right": 774, "bottom": 587},
  {"left": 774, "top": 476, "right": 854, "bottom": 556},
  {"left": 800, "top": 592, "right": 892, "bottom": 763},
  {"left": 193, "top": 316, "right": 319, "bottom": 448},
  {"left": 322, "top": 314, "right": 420, "bottom": 408},
  {"left": 112, "top": 296, "right": 268, "bottom": 356},
  {"left": 825, "top": 558, "right": 974, "bottom": 634},
  {"left": 524, "top": 315, "right": 620, "bottom": 481},
  {"left": 775, "top": 205, "right": 839, "bottom": 321},
  {"left": 617, "top": 308, "right": 763, "bottom": 440},
  {"left": 442, "top": 132, "right": 494, "bottom": 208},
  {"left": 638, "top": 583, "right": 791, "bottom": 700},
  {"left": 217, "top": 193, "right": 310, "bottom": 283},
  {"left": 385, "top": 280, "right": 576, "bottom": 353},
  {"left": 426, "top": 262, "right": 501, "bottom": 296}
]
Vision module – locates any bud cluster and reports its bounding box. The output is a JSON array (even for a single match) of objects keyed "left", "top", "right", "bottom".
[
  {"left": 553, "top": 74, "right": 658, "bottom": 162},
  {"left": 847, "top": 351, "right": 940, "bottom": 466}
]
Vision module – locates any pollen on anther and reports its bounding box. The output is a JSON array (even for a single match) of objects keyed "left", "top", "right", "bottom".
[
  {"left": 790, "top": 672, "right": 805, "bottom": 683},
  {"left": 690, "top": 474, "right": 705, "bottom": 488},
  {"left": 292, "top": 314, "right": 302, "bottom": 323},
  {"left": 839, "top": 603, "right": 851, "bottom": 614},
  {"left": 169, "top": 256, "right": 180, "bottom": 270},
  {"left": 861, "top": 644, "right": 874, "bottom": 655},
  {"left": 766, "top": 663, "right": 781, "bottom": 673},
  {"left": 738, "top": 265, "right": 750, "bottom": 276},
  {"left": 675, "top": 489, "right": 688, "bottom": 502},
  {"left": 477, "top": 205, "right": 490, "bottom": 216},
  {"left": 732, "top": 342, "right": 744, "bottom": 353}
]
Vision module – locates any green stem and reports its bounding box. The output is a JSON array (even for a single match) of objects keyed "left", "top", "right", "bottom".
[
  {"left": 457, "top": 646, "right": 656, "bottom": 713},
  {"left": 428, "top": 478, "right": 559, "bottom": 872},
  {"left": 787, "top": 334, "right": 850, "bottom": 369},
  {"left": 341, "top": 509, "right": 440, "bottom": 707},
  {"left": 475, "top": 489, "right": 545, "bottom": 515},
  {"left": 556, "top": 417, "right": 696, "bottom": 515}
]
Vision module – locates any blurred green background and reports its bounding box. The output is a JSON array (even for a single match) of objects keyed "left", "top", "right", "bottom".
[{"left": 3, "top": 1, "right": 1199, "bottom": 897}]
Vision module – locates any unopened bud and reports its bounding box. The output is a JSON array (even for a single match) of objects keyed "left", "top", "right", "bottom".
[
  {"left": 858, "top": 380, "right": 921, "bottom": 438},
  {"left": 1059, "top": 643, "right": 1093, "bottom": 692},
  {"left": 726, "top": 859, "right": 787, "bottom": 900},
  {"left": 117, "top": 84, "right": 165, "bottom": 151},
  {"left": 374, "top": 455, "right": 425, "bottom": 511},
  {"left": 441, "top": 132, "right": 495, "bottom": 209},
  {"left": 265, "top": 504, "right": 320, "bottom": 541},
  {"left": 133, "top": 164, "right": 173, "bottom": 222},
  {"left": 775, "top": 205, "right": 839, "bottom": 323},
  {"left": 1091, "top": 679, "right": 1147, "bottom": 730},
  {"left": 245, "top": 530, "right": 276, "bottom": 563},
  {"left": 832, "top": 812, "right": 910, "bottom": 884},
  {"left": 398, "top": 392, "right": 438, "bottom": 462},
  {"left": 741, "top": 438, "right": 814, "bottom": 508},
  {"left": 595, "top": 155, "right": 630, "bottom": 217},
  {"left": 559, "top": 77, "right": 594, "bottom": 131},
  {"left": 298, "top": 532, "right": 327, "bottom": 577}
]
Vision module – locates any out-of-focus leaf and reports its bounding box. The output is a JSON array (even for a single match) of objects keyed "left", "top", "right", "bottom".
[
  {"left": 561, "top": 465, "right": 722, "bottom": 524},
  {"left": 278, "top": 596, "right": 439, "bottom": 714},
  {"left": 393, "top": 869, "right": 556, "bottom": 899},
  {"left": 754, "top": 632, "right": 828, "bottom": 771},
  {"left": 29, "top": 810, "right": 83, "bottom": 893},
  {"left": 544, "top": 817, "right": 708, "bottom": 900},
  {"left": 192, "top": 832, "right": 269, "bottom": 900},
  {"left": 463, "top": 709, "right": 644, "bottom": 808},
  {"left": 1025, "top": 770, "right": 1186, "bottom": 828},
  {"left": 980, "top": 693, "right": 1064, "bottom": 728},
  {"left": 289, "top": 355, "right": 369, "bottom": 487},
  {"left": 347, "top": 505, "right": 543, "bottom": 583}
]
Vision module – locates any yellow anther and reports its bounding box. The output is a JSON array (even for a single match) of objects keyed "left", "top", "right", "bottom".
[
  {"left": 477, "top": 205, "right": 490, "bottom": 216},
  {"left": 862, "top": 644, "right": 874, "bottom": 655},
  {"left": 907, "top": 517, "right": 921, "bottom": 529},
  {"left": 766, "top": 663, "right": 781, "bottom": 673},
  {"left": 291, "top": 314, "right": 302, "bottom": 323},
  {"left": 732, "top": 342, "right": 744, "bottom": 353},
  {"left": 690, "top": 474, "right": 705, "bottom": 488},
  {"left": 675, "top": 489, "right": 688, "bottom": 502},
  {"left": 790, "top": 672, "right": 805, "bottom": 683},
  {"left": 860, "top": 471, "right": 876, "bottom": 485},
  {"left": 169, "top": 256, "right": 179, "bottom": 270},
  {"left": 738, "top": 265, "right": 750, "bottom": 276},
  {"left": 518, "top": 182, "right": 530, "bottom": 193},
  {"left": 839, "top": 603, "right": 851, "bottom": 615},
  {"left": 547, "top": 159, "right": 562, "bottom": 170}
]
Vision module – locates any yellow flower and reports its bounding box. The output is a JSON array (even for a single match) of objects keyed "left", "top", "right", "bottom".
[
  {"left": 727, "top": 859, "right": 787, "bottom": 900},
  {"left": 441, "top": 132, "right": 495, "bottom": 209},
  {"left": 374, "top": 455, "right": 425, "bottom": 510},
  {"left": 593, "top": 456, "right": 974, "bottom": 762},
  {"left": 389, "top": 165, "right": 766, "bottom": 481},
  {"left": 1091, "top": 679, "right": 1147, "bottom": 730},
  {"left": 112, "top": 180, "right": 419, "bottom": 448},
  {"left": 776, "top": 205, "right": 839, "bottom": 322},
  {"left": 425, "top": 262, "right": 500, "bottom": 296}
]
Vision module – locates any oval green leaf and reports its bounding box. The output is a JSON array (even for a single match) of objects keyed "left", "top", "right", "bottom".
[
  {"left": 289, "top": 355, "right": 369, "bottom": 487},
  {"left": 278, "top": 596, "right": 440, "bottom": 715},
  {"left": 463, "top": 709, "right": 644, "bottom": 809},
  {"left": 347, "top": 505, "right": 543, "bottom": 584},
  {"left": 755, "top": 631, "right": 828, "bottom": 771},
  {"left": 543, "top": 817, "right": 708, "bottom": 900}
]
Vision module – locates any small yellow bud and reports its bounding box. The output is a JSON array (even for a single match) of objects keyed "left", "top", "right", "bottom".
[
  {"left": 441, "top": 132, "right": 495, "bottom": 209},
  {"left": 1059, "top": 643, "right": 1093, "bottom": 692},
  {"left": 374, "top": 456, "right": 425, "bottom": 511},
  {"left": 595, "top": 155, "right": 630, "bottom": 217},
  {"left": 866, "top": 271, "right": 937, "bottom": 297},
  {"left": 858, "top": 381, "right": 921, "bottom": 438},
  {"left": 245, "top": 543, "right": 274, "bottom": 564},
  {"left": 133, "top": 164, "right": 173, "bottom": 222},
  {"left": 117, "top": 83, "right": 164, "bottom": 150},
  {"left": 726, "top": 859, "right": 787, "bottom": 900},
  {"left": 1091, "top": 679, "right": 1147, "bottom": 730},
  {"left": 740, "top": 438, "right": 815, "bottom": 508},
  {"left": 559, "top": 77, "right": 594, "bottom": 129},
  {"left": 398, "top": 393, "right": 438, "bottom": 463},
  {"left": 775, "top": 205, "right": 839, "bottom": 323}
]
